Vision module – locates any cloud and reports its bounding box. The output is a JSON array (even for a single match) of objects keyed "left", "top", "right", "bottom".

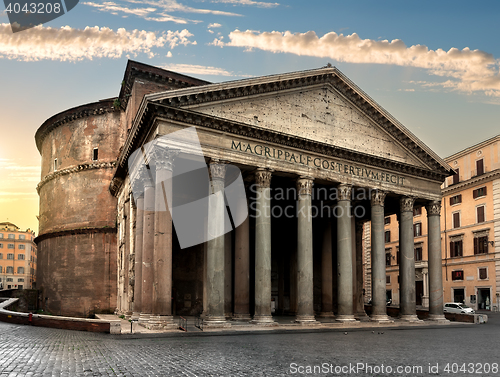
[
  {"left": 161, "top": 63, "right": 251, "bottom": 77},
  {"left": 211, "top": 0, "right": 279, "bottom": 8},
  {"left": 208, "top": 23, "right": 222, "bottom": 28},
  {"left": 222, "top": 29, "right": 500, "bottom": 97},
  {"left": 0, "top": 23, "right": 195, "bottom": 61},
  {"left": 83, "top": 1, "right": 157, "bottom": 17}
]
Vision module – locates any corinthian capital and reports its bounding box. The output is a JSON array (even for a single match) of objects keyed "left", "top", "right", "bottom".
[
  {"left": 400, "top": 196, "right": 415, "bottom": 213},
  {"left": 296, "top": 176, "right": 313, "bottom": 196},
  {"left": 209, "top": 160, "right": 226, "bottom": 182},
  {"left": 337, "top": 184, "right": 352, "bottom": 201},
  {"left": 255, "top": 168, "right": 272, "bottom": 188},
  {"left": 370, "top": 190, "right": 387, "bottom": 207},
  {"left": 425, "top": 200, "right": 441, "bottom": 216},
  {"left": 153, "top": 147, "right": 180, "bottom": 172}
]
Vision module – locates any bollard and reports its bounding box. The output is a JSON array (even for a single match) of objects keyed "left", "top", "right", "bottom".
[{"left": 28, "top": 312, "right": 32, "bottom": 325}]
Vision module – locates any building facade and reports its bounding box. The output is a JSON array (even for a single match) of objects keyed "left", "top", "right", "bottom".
[
  {"left": 0, "top": 222, "right": 37, "bottom": 290},
  {"left": 368, "top": 135, "right": 500, "bottom": 312},
  {"left": 37, "top": 61, "right": 452, "bottom": 324}
]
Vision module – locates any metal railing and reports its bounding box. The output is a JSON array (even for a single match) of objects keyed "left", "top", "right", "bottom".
[{"left": 178, "top": 316, "right": 187, "bottom": 332}]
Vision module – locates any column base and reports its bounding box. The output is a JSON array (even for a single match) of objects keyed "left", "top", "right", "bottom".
[
  {"left": 251, "top": 315, "right": 278, "bottom": 326},
  {"left": 317, "top": 312, "right": 335, "bottom": 318},
  {"left": 146, "top": 315, "right": 177, "bottom": 330},
  {"left": 130, "top": 312, "right": 140, "bottom": 320},
  {"left": 225, "top": 313, "right": 233, "bottom": 320},
  {"left": 295, "top": 315, "right": 321, "bottom": 325},
  {"left": 336, "top": 315, "right": 357, "bottom": 323},
  {"left": 138, "top": 313, "right": 151, "bottom": 323},
  {"left": 427, "top": 314, "right": 449, "bottom": 323},
  {"left": 370, "top": 314, "right": 394, "bottom": 323},
  {"left": 399, "top": 314, "right": 422, "bottom": 322},
  {"left": 232, "top": 313, "right": 252, "bottom": 321},
  {"left": 203, "top": 316, "right": 231, "bottom": 328}
]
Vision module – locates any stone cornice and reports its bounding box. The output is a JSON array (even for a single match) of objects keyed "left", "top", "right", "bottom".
[
  {"left": 37, "top": 161, "right": 117, "bottom": 193},
  {"left": 110, "top": 102, "right": 450, "bottom": 196},
  {"left": 442, "top": 169, "right": 500, "bottom": 196},
  {"left": 145, "top": 67, "right": 451, "bottom": 174},
  {"left": 34, "top": 226, "right": 117, "bottom": 244},
  {"left": 118, "top": 60, "right": 210, "bottom": 111},
  {"left": 35, "top": 100, "right": 119, "bottom": 153}
]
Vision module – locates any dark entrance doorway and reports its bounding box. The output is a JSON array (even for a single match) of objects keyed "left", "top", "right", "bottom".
[
  {"left": 453, "top": 288, "right": 465, "bottom": 304},
  {"left": 478, "top": 288, "right": 491, "bottom": 310}
]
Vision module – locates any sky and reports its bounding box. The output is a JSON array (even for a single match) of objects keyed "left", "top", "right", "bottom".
[{"left": 0, "top": 0, "right": 499, "bottom": 234}]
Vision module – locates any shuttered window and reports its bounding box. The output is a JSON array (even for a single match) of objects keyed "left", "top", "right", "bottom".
[
  {"left": 450, "top": 194, "right": 462, "bottom": 205},
  {"left": 453, "top": 212, "right": 460, "bottom": 228},
  {"left": 477, "top": 206, "right": 485, "bottom": 223},
  {"left": 452, "top": 168, "right": 460, "bottom": 184},
  {"left": 476, "top": 159, "right": 484, "bottom": 175},
  {"left": 473, "top": 186, "right": 487, "bottom": 199}
]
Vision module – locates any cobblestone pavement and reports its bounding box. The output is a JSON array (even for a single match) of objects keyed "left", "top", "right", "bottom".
[{"left": 0, "top": 313, "right": 499, "bottom": 377}]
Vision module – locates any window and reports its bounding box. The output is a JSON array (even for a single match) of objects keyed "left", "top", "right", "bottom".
[
  {"left": 54, "top": 158, "right": 58, "bottom": 171},
  {"left": 0, "top": 266, "right": 2, "bottom": 273},
  {"left": 6, "top": 266, "right": 13, "bottom": 274},
  {"left": 451, "top": 270, "right": 464, "bottom": 281},
  {"left": 396, "top": 250, "right": 400, "bottom": 265},
  {"left": 473, "top": 186, "right": 487, "bottom": 199},
  {"left": 92, "top": 147, "right": 99, "bottom": 161},
  {"left": 17, "top": 267, "right": 24, "bottom": 274},
  {"left": 452, "top": 212, "right": 460, "bottom": 228},
  {"left": 0, "top": 252, "right": 2, "bottom": 258},
  {"left": 384, "top": 217, "right": 391, "bottom": 225},
  {"left": 18, "top": 254, "right": 25, "bottom": 260},
  {"left": 386, "top": 276, "right": 391, "bottom": 284},
  {"left": 476, "top": 159, "right": 484, "bottom": 176},
  {"left": 0, "top": 234, "right": 3, "bottom": 238},
  {"left": 385, "top": 251, "right": 391, "bottom": 266},
  {"left": 450, "top": 195, "right": 462, "bottom": 205},
  {"left": 385, "top": 231, "right": 391, "bottom": 243},
  {"left": 0, "top": 243, "right": 3, "bottom": 248},
  {"left": 450, "top": 240, "right": 463, "bottom": 258},
  {"left": 7, "top": 244, "right": 14, "bottom": 249},
  {"left": 414, "top": 247, "right": 423, "bottom": 261},
  {"left": 474, "top": 236, "right": 489, "bottom": 255},
  {"left": 19, "top": 235, "right": 25, "bottom": 240},
  {"left": 17, "top": 278, "right": 24, "bottom": 282},
  {"left": 7, "top": 253, "right": 14, "bottom": 259},
  {"left": 478, "top": 267, "right": 487, "bottom": 280},
  {"left": 413, "top": 207, "right": 422, "bottom": 216},
  {"left": 452, "top": 168, "right": 460, "bottom": 184},
  {"left": 476, "top": 206, "right": 485, "bottom": 223},
  {"left": 19, "top": 244, "right": 25, "bottom": 250},
  {"left": 413, "top": 223, "right": 422, "bottom": 237},
  {"left": 8, "top": 234, "right": 14, "bottom": 239},
  {"left": 7, "top": 278, "right": 13, "bottom": 282}
]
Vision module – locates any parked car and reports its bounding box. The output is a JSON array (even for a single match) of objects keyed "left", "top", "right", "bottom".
[{"left": 443, "top": 302, "right": 475, "bottom": 314}]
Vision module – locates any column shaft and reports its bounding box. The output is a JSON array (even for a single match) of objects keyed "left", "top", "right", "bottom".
[
  {"left": 140, "top": 181, "right": 155, "bottom": 322},
  {"left": 336, "top": 184, "right": 356, "bottom": 322},
  {"left": 205, "top": 162, "right": 228, "bottom": 326},
  {"left": 370, "top": 191, "right": 392, "bottom": 322},
  {"left": 296, "top": 177, "right": 317, "bottom": 324},
  {"left": 150, "top": 152, "right": 176, "bottom": 328},
  {"left": 355, "top": 221, "right": 367, "bottom": 319},
  {"left": 132, "top": 194, "right": 144, "bottom": 319},
  {"left": 253, "top": 169, "right": 275, "bottom": 324},
  {"left": 427, "top": 201, "right": 446, "bottom": 320},
  {"left": 399, "top": 197, "right": 418, "bottom": 321}
]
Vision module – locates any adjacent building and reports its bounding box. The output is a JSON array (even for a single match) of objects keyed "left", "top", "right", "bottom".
[
  {"left": 0, "top": 222, "right": 37, "bottom": 290},
  {"left": 366, "top": 135, "right": 500, "bottom": 312}
]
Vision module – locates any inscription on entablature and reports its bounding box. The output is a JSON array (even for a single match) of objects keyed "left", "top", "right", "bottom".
[{"left": 230, "top": 140, "right": 406, "bottom": 186}]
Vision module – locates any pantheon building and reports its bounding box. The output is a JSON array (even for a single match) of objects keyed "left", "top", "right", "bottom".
[{"left": 35, "top": 61, "right": 452, "bottom": 327}]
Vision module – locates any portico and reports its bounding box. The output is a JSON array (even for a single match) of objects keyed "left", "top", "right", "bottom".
[{"left": 112, "top": 65, "right": 452, "bottom": 327}]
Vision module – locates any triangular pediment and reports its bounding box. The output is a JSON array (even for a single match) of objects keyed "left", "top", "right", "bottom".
[
  {"left": 120, "top": 66, "right": 452, "bottom": 181},
  {"left": 186, "top": 85, "right": 427, "bottom": 169}
]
